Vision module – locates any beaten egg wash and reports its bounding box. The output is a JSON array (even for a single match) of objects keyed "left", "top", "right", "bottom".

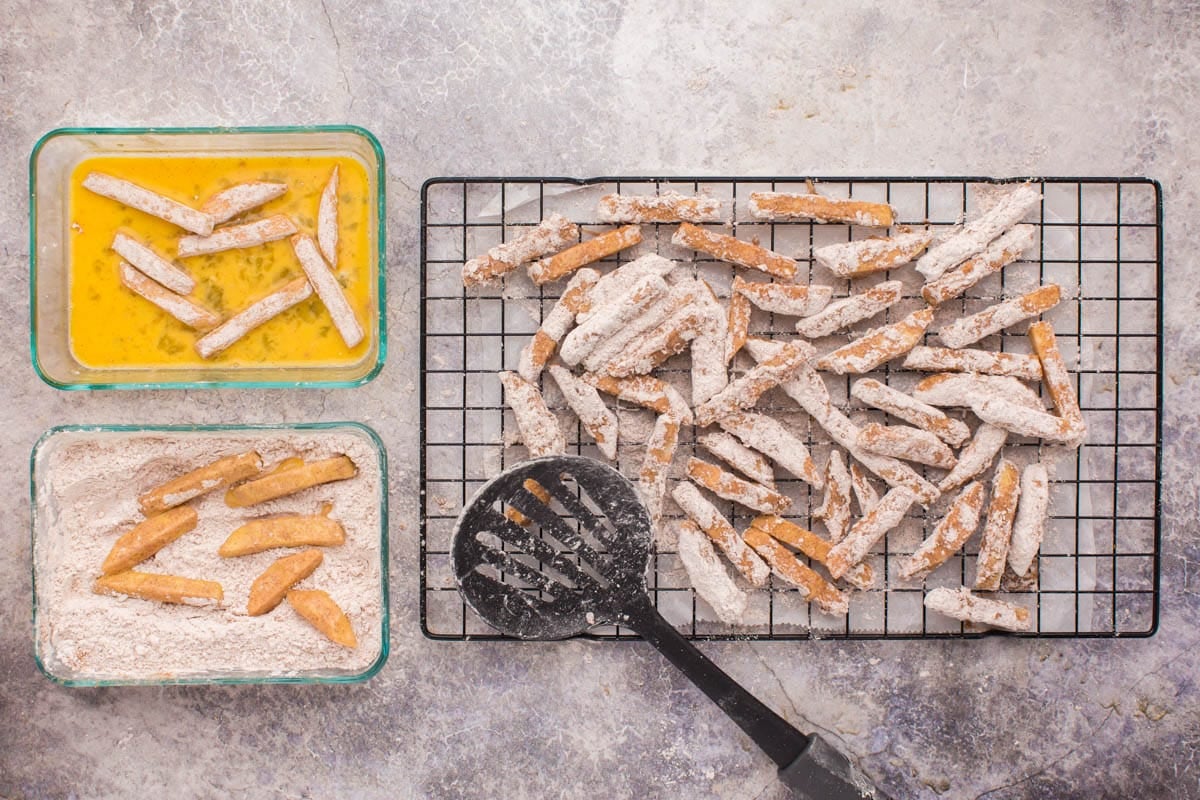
[{"left": 68, "top": 155, "right": 372, "bottom": 369}]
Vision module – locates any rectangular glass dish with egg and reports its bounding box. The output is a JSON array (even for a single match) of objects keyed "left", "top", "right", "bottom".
[
  {"left": 30, "top": 126, "right": 386, "bottom": 389},
  {"left": 31, "top": 422, "right": 389, "bottom": 686}
]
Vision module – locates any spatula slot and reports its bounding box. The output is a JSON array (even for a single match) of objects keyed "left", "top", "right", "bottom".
[{"left": 472, "top": 544, "right": 564, "bottom": 600}]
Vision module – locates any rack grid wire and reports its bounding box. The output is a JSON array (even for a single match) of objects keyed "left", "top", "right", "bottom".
[{"left": 419, "top": 176, "right": 1162, "bottom": 641}]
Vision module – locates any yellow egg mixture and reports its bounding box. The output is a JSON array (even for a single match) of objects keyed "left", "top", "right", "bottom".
[{"left": 68, "top": 155, "right": 373, "bottom": 369}]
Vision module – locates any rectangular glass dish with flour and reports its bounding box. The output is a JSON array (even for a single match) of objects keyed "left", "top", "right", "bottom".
[
  {"left": 32, "top": 422, "right": 389, "bottom": 686},
  {"left": 30, "top": 126, "right": 387, "bottom": 390}
]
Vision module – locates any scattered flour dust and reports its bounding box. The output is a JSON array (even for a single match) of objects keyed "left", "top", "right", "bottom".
[{"left": 34, "top": 428, "right": 384, "bottom": 682}]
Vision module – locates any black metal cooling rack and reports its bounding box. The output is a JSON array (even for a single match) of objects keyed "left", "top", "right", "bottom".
[{"left": 419, "top": 176, "right": 1162, "bottom": 641}]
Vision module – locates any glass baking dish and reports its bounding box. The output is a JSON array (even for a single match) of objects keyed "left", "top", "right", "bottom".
[
  {"left": 30, "top": 126, "right": 387, "bottom": 389},
  {"left": 31, "top": 422, "right": 389, "bottom": 686}
]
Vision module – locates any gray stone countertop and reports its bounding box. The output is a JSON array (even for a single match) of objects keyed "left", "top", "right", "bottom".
[{"left": 1, "top": 2, "right": 1197, "bottom": 798}]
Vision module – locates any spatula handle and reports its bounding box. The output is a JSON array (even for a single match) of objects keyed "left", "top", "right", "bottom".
[
  {"left": 630, "top": 599, "right": 886, "bottom": 799},
  {"left": 629, "top": 598, "right": 808, "bottom": 767}
]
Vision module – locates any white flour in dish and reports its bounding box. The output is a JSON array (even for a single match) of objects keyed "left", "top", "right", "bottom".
[{"left": 34, "top": 428, "right": 384, "bottom": 681}]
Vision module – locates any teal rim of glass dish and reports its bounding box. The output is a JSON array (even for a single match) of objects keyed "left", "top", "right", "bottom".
[
  {"left": 30, "top": 421, "right": 391, "bottom": 687},
  {"left": 28, "top": 125, "right": 388, "bottom": 391}
]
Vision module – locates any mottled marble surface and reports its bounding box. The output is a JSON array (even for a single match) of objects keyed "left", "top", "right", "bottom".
[{"left": 1, "top": 2, "right": 1197, "bottom": 798}]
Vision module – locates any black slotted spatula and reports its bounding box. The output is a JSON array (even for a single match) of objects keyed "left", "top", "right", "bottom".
[{"left": 451, "top": 455, "right": 886, "bottom": 800}]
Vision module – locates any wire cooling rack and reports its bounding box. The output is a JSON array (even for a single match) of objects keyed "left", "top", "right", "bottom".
[{"left": 420, "top": 176, "right": 1162, "bottom": 641}]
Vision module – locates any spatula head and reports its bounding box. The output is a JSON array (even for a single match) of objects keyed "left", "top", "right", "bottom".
[{"left": 451, "top": 455, "right": 653, "bottom": 640}]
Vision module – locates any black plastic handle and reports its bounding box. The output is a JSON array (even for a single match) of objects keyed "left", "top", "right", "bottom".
[
  {"left": 778, "top": 734, "right": 889, "bottom": 800},
  {"left": 624, "top": 594, "right": 808, "bottom": 768},
  {"left": 626, "top": 596, "right": 886, "bottom": 799}
]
